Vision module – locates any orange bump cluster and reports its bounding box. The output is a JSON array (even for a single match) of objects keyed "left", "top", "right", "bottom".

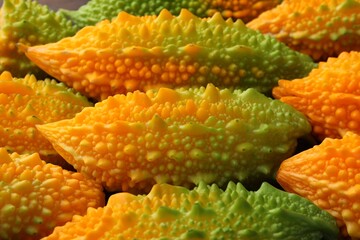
[
  {"left": 0, "top": 148, "right": 105, "bottom": 240},
  {"left": 22, "top": 9, "right": 315, "bottom": 100},
  {"left": 273, "top": 51, "right": 360, "bottom": 141},
  {"left": 206, "top": 0, "right": 282, "bottom": 22},
  {"left": 37, "top": 84, "right": 310, "bottom": 192},
  {"left": 277, "top": 132, "right": 360, "bottom": 239},
  {"left": 247, "top": 0, "right": 360, "bottom": 61},
  {"left": 0, "top": 71, "right": 92, "bottom": 165}
]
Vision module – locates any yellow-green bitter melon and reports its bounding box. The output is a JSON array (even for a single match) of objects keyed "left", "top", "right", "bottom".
[
  {"left": 42, "top": 181, "right": 339, "bottom": 239},
  {"left": 22, "top": 9, "right": 316, "bottom": 100},
  {"left": 59, "top": 0, "right": 282, "bottom": 29},
  {"left": 0, "top": 0, "right": 77, "bottom": 77}
]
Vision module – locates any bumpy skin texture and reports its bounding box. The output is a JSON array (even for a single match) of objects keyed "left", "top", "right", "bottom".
[
  {"left": 273, "top": 51, "right": 360, "bottom": 141},
  {"left": 37, "top": 84, "right": 311, "bottom": 192},
  {"left": 0, "top": 0, "right": 77, "bottom": 77},
  {"left": 22, "top": 9, "right": 316, "bottom": 100},
  {"left": 277, "top": 132, "right": 360, "bottom": 239},
  {"left": 0, "top": 71, "right": 92, "bottom": 166},
  {"left": 59, "top": 0, "right": 282, "bottom": 29},
  {"left": 0, "top": 148, "right": 105, "bottom": 240},
  {"left": 247, "top": 0, "right": 360, "bottom": 61},
  {"left": 42, "top": 181, "right": 338, "bottom": 240}
]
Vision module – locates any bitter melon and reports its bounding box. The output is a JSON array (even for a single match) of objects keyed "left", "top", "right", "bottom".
[
  {"left": 0, "top": 148, "right": 105, "bottom": 240},
  {"left": 0, "top": 0, "right": 77, "bottom": 77},
  {"left": 22, "top": 9, "right": 316, "bottom": 100},
  {"left": 277, "top": 131, "right": 360, "bottom": 239},
  {"left": 42, "top": 181, "right": 338, "bottom": 240},
  {"left": 273, "top": 51, "right": 360, "bottom": 141},
  {"left": 37, "top": 84, "right": 311, "bottom": 192},
  {"left": 247, "top": 0, "right": 360, "bottom": 61},
  {"left": 0, "top": 71, "right": 92, "bottom": 167},
  {"left": 59, "top": 0, "right": 282, "bottom": 29}
]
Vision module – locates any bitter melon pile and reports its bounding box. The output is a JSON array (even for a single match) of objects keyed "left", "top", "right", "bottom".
[{"left": 0, "top": 0, "right": 359, "bottom": 239}]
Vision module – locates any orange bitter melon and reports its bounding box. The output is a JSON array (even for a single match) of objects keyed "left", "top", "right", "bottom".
[
  {"left": 277, "top": 131, "right": 360, "bottom": 239},
  {"left": 37, "top": 84, "right": 311, "bottom": 192},
  {"left": 0, "top": 148, "right": 105, "bottom": 240},
  {"left": 247, "top": 0, "right": 360, "bottom": 61},
  {"left": 273, "top": 51, "right": 360, "bottom": 141},
  {"left": 0, "top": 71, "right": 92, "bottom": 166}
]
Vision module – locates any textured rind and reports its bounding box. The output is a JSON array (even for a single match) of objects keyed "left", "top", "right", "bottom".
[
  {"left": 37, "top": 84, "right": 311, "bottom": 192},
  {"left": 247, "top": 0, "right": 360, "bottom": 61},
  {"left": 42, "top": 181, "right": 338, "bottom": 240},
  {"left": 0, "top": 148, "right": 105, "bottom": 240},
  {"left": 0, "top": 0, "right": 77, "bottom": 77},
  {"left": 273, "top": 51, "right": 360, "bottom": 141},
  {"left": 276, "top": 131, "right": 360, "bottom": 239},
  {"left": 22, "top": 9, "right": 316, "bottom": 100},
  {"left": 0, "top": 71, "right": 93, "bottom": 166},
  {"left": 59, "top": 0, "right": 282, "bottom": 29}
]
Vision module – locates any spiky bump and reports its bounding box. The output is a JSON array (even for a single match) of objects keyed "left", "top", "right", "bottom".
[
  {"left": 277, "top": 131, "right": 360, "bottom": 238},
  {"left": 206, "top": 0, "right": 282, "bottom": 22},
  {"left": 0, "top": 148, "right": 105, "bottom": 240},
  {"left": 0, "top": 0, "right": 77, "bottom": 77},
  {"left": 42, "top": 181, "right": 338, "bottom": 239},
  {"left": 273, "top": 51, "right": 360, "bottom": 141},
  {"left": 247, "top": 0, "right": 360, "bottom": 61},
  {"left": 22, "top": 9, "right": 315, "bottom": 100},
  {"left": 37, "top": 84, "right": 311, "bottom": 192},
  {"left": 0, "top": 71, "right": 93, "bottom": 166},
  {"left": 59, "top": 0, "right": 282, "bottom": 29}
]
